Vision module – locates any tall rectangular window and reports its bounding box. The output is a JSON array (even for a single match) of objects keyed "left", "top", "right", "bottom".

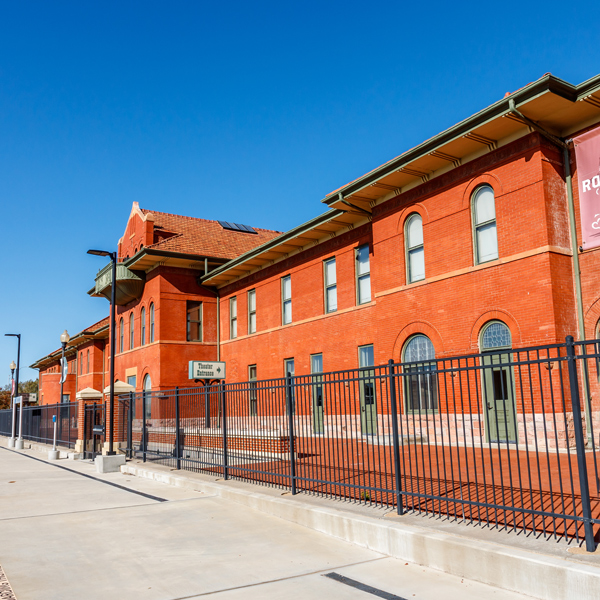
[
  {"left": 248, "top": 289, "right": 256, "bottom": 334},
  {"left": 230, "top": 297, "right": 237, "bottom": 339},
  {"left": 249, "top": 365, "right": 257, "bottom": 416},
  {"left": 129, "top": 313, "right": 134, "bottom": 350},
  {"left": 141, "top": 307, "right": 146, "bottom": 345},
  {"left": 324, "top": 258, "right": 337, "bottom": 313},
  {"left": 356, "top": 245, "right": 371, "bottom": 304},
  {"left": 187, "top": 301, "right": 203, "bottom": 342},
  {"left": 282, "top": 275, "right": 292, "bottom": 325}
]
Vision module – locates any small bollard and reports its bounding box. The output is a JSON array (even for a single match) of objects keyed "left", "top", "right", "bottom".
[{"left": 48, "top": 415, "right": 60, "bottom": 460}]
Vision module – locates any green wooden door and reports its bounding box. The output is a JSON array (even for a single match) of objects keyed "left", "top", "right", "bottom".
[
  {"left": 483, "top": 353, "right": 517, "bottom": 443},
  {"left": 359, "top": 345, "right": 377, "bottom": 435},
  {"left": 311, "top": 354, "right": 324, "bottom": 434}
]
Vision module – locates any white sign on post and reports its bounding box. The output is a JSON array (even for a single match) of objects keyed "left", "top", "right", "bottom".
[
  {"left": 60, "top": 357, "right": 68, "bottom": 384},
  {"left": 188, "top": 361, "right": 226, "bottom": 380}
]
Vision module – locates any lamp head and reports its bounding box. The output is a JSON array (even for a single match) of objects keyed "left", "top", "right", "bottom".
[
  {"left": 87, "top": 249, "right": 110, "bottom": 257},
  {"left": 9, "top": 361, "right": 16, "bottom": 371},
  {"left": 60, "top": 330, "right": 70, "bottom": 344}
]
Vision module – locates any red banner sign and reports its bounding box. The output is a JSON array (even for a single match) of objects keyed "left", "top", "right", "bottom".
[{"left": 574, "top": 126, "right": 600, "bottom": 250}]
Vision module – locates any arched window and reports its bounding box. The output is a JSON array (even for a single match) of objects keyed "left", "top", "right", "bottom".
[
  {"left": 143, "top": 374, "right": 152, "bottom": 421},
  {"left": 119, "top": 318, "right": 124, "bottom": 353},
  {"left": 472, "top": 185, "right": 498, "bottom": 264},
  {"left": 79, "top": 352, "right": 83, "bottom": 375},
  {"left": 480, "top": 321, "right": 511, "bottom": 350},
  {"left": 403, "top": 335, "right": 438, "bottom": 411},
  {"left": 149, "top": 303, "right": 155, "bottom": 343},
  {"left": 86, "top": 349, "right": 90, "bottom": 374},
  {"left": 129, "top": 312, "right": 134, "bottom": 350},
  {"left": 405, "top": 213, "right": 425, "bottom": 283},
  {"left": 141, "top": 307, "right": 146, "bottom": 345}
]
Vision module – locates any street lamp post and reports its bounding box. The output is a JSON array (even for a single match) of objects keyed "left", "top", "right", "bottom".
[
  {"left": 8, "top": 360, "right": 16, "bottom": 447},
  {"left": 59, "top": 330, "right": 70, "bottom": 405},
  {"left": 5, "top": 334, "right": 21, "bottom": 448},
  {"left": 87, "top": 249, "right": 117, "bottom": 456},
  {"left": 58, "top": 330, "right": 70, "bottom": 442}
]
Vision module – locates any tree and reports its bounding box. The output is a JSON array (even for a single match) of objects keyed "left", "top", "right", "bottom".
[
  {"left": 19, "top": 379, "right": 38, "bottom": 394},
  {"left": 0, "top": 390, "right": 10, "bottom": 410}
]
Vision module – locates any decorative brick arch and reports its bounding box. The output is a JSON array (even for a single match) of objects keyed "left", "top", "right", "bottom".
[
  {"left": 394, "top": 202, "right": 430, "bottom": 235},
  {"left": 461, "top": 173, "right": 504, "bottom": 210},
  {"left": 392, "top": 320, "right": 444, "bottom": 363},
  {"left": 584, "top": 296, "right": 600, "bottom": 338},
  {"left": 470, "top": 309, "right": 521, "bottom": 351}
]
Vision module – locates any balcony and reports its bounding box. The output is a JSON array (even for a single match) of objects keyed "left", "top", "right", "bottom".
[{"left": 89, "top": 262, "right": 145, "bottom": 306}]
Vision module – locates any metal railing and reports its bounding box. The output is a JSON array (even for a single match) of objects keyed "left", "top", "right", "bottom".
[
  {"left": 118, "top": 335, "right": 600, "bottom": 550},
  {"left": 0, "top": 402, "right": 78, "bottom": 449}
]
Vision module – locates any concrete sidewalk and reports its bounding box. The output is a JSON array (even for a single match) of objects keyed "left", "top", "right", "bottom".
[{"left": 0, "top": 442, "right": 540, "bottom": 600}]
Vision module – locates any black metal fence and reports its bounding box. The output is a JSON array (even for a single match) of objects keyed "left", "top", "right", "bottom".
[
  {"left": 0, "top": 402, "right": 78, "bottom": 449},
  {"left": 118, "top": 335, "right": 600, "bottom": 550}
]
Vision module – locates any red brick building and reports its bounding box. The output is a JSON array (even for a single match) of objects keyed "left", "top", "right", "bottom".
[{"left": 32, "top": 72, "right": 600, "bottom": 447}]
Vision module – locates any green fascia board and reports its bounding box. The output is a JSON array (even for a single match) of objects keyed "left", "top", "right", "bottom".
[
  {"left": 124, "top": 248, "right": 230, "bottom": 269},
  {"left": 201, "top": 208, "right": 347, "bottom": 284},
  {"left": 320, "top": 73, "right": 593, "bottom": 204}
]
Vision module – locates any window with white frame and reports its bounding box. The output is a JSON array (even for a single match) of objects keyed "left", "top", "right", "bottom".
[
  {"left": 406, "top": 213, "right": 425, "bottom": 283},
  {"left": 356, "top": 245, "right": 371, "bottom": 304},
  {"left": 129, "top": 312, "right": 134, "bottom": 350},
  {"left": 472, "top": 185, "right": 498, "bottom": 264},
  {"left": 324, "top": 258, "right": 337, "bottom": 313},
  {"left": 149, "top": 303, "right": 155, "bottom": 342},
  {"left": 141, "top": 307, "right": 146, "bottom": 345},
  {"left": 282, "top": 276, "right": 292, "bottom": 325},
  {"left": 248, "top": 289, "right": 256, "bottom": 334},
  {"left": 230, "top": 297, "right": 237, "bottom": 339},
  {"left": 119, "top": 318, "right": 124, "bottom": 353}
]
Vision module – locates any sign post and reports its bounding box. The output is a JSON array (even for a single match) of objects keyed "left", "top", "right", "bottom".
[
  {"left": 49, "top": 415, "right": 60, "bottom": 460},
  {"left": 15, "top": 396, "right": 24, "bottom": 450}
]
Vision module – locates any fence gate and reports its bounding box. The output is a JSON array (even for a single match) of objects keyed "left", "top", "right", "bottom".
[{"left": 83, "top": 402, "right": 105, "bottom": 459}]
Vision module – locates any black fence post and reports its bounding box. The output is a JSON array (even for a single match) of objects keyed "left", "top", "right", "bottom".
[
  {"left": 566, "top": 335, "right": 596, "bottom": 552},
  {"left": 222, "top": 383, "right": 229, "bottom": 480},
  {"left": 286, "top": 373, "right": 297, "bottom": 495},
  {"left": 128, "top": 392, "right": 133, "bottom": 459},
  {"left": 175, "top": 387, "right": 181, "bottom": 470},
  {"left": 388, "top": 359, "right": 404, "bottom": 515},
  {"left": 142, "top": 392, "right": 147, "bottom": 463},
  {"left": 204, "top": 383, "right": 210, "bottom": 429}
]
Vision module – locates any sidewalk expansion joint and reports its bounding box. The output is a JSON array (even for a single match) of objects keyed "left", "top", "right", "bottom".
[
  {"left": 0, "top": 446, "right": 167, "bottom": 502},
  {"left": 167, "top": 557, "right": 387, "bottom": 598}
]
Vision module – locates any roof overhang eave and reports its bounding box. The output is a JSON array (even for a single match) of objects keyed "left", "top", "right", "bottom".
[
  {"left": 321, "top": 73, "right": 588, "bottom": 205},
  {"left": 201, "top": 209, "right": 348, "bottom": 286}
]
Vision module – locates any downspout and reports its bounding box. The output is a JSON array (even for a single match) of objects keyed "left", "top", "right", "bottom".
[
  {"left": 216, "top": 288, "right": 221, "bottom": 361},
  {"left": 508, "top": 100, "right": 592, "bottom": 443}
]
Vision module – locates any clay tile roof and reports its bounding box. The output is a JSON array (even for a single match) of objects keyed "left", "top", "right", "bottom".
[
  {"left": 83, "top": 316, "right": 110, "bottom": 333},
  {"left": 140, "top": 208, "right": 282, "bottom": 260}
]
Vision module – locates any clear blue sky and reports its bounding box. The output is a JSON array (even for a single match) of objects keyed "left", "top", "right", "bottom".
[{"left": 1, "top": 0, "right": 599, "bottom": 383}]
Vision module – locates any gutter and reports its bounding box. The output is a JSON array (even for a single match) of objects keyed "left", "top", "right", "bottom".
[
  {"left": 507, "top": 100, "right": 592, "bottom": 444},
  {"left": 201, "top": 209, "right": 347, "bottom": 285}
]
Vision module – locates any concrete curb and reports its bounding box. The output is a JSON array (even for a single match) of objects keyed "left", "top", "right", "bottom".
[{"left": 122, "top": 463, "right": 600, "bottom": 600}]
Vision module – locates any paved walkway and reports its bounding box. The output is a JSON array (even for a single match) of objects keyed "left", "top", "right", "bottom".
[{"left": 0, "top": 446, "right": 538, "bottom": 600}]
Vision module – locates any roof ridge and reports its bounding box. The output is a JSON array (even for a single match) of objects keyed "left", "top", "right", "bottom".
[{"left": 139, "top": 207, "right": 282, "bottom": 234}]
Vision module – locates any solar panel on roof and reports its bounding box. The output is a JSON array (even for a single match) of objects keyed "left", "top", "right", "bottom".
[{"left": 218, "top": 221, "right": 258, "bottom": 234}]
